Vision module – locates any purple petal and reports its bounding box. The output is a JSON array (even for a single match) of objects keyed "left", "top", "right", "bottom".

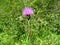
[{"left": 22, "top": 7, "right": 34, "bottom": 16}]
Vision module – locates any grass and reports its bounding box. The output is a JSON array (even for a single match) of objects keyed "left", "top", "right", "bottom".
[{"left": 0, "top": 0, "right": 60, "bottom": 45}]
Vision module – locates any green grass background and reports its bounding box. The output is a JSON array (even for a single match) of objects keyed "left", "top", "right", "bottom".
[{"left": 0, "top": 0, "right": 60, "bottom": 45}]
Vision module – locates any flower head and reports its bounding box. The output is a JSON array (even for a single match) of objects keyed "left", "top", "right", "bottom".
[{"left": 22, "top": 7, "right": 34, "bottom": 16}]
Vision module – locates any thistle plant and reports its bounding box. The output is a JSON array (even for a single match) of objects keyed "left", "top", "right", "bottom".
[{"left": 22, "top": 7, "right": 34, "bottom": 45}]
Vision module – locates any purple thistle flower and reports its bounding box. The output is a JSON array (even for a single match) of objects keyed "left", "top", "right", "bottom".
[{"left": 22, "top": 7, "right": 34, "bottom": 16}]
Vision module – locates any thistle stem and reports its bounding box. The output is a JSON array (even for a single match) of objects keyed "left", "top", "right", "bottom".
[{"left": 28, "top": 17, "right": 35, "bottom": 45}]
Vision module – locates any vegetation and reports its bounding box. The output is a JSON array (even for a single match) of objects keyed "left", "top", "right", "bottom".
[{"left": 0, "top": 0, "right": 60, "bottom": 45}]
